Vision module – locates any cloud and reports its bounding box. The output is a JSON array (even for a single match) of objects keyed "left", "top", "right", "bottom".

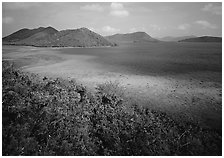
[
  {"left": 202, "top": 3, "right": 221, "bottom": 15},
  {"left": 3, "top": 2, "right": 39, "bottom": 10},
  {"left": 195, "top": 20, "right": 217, "bottom": 29},
  {"left": 177, "top": 24, "right": 191, "bottom": 30},
  {"left": 88, "top": 27, "right": 96, "bottom": 32},
  {"left": 80, "top": 4, "right": 104, "bottom": 12},
  {"left": 160, "top": 6, "right": 173, "bottom": 11},
  {"left": 149, "top": 24, "right": 163, "bottom": 31},
  {"left": 110, "top": 2, "right": 129, "bottom": 17},
  {"left": 111, "top": 2, "right": 124, "bottom": 10},
  {"left": 110, "top": 10, "right": 129, "bottom": 17},
  {"left": 129, "top": 27, "right": 137, "bottom": 32},
  {"left": 129, "top": 27, "right": 146, "bottom": 33},
  {"left": 129, "top": 25, "right": 165, "bottom": 33},
  {"left": 2, "top": 17, "right": 14, "bottom": 24},
  {"left": 102, "top": 26, "right": 120, "bottom": 33}
]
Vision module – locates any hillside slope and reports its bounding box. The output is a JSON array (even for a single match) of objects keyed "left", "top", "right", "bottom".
[
  {"left": 35, "top": 27, "right": 116, "bottom": 47},
  {"left": 3, "top": 27, "right": 115, "bottom": 47},
  {"left": 158, "top": 35, "right": 197, "bottom": 42},
  {"left": 105, "top": 32, "right": 158, "bottom": 43},
  {"left": 179, "top": 36, "right": 222, "bottom": 42},
  {"left": 2, "top": 27, "right": 49, "bottom": 42},
  {"left": 15, "top": 27, "right": 59, "bottom": 46}
]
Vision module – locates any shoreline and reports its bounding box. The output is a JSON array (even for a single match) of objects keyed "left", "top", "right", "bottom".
[{"left": 2, "top": 44, "right": 115, "bottom": 49}]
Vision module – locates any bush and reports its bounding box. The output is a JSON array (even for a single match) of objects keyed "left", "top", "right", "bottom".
[{"left": 2, "top": 61, "right": 222, "bottom": 156}]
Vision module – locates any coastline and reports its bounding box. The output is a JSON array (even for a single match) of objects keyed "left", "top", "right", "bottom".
[{"left": 2, "top": 44, "right": 116, "bottom": 49}]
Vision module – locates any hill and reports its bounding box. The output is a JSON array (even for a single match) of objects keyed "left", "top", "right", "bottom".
[
  {"left": 3, "top": 27, "right": 57, "bottom": 43},
  {"left": 179, "top": 36, "right": 222, "bottom": 42},
  {"left": 3, "top": 27, "right": 115, "bottom": 47},
  {"left": 158, "top": 35, "right": 197, "bottom": 42},
  {"left": 15, "top": 27, "right": 59, "bottom": 46},
  {"left": 35, "top": 27, "right": 116, "bottom": 47},
  {"left": 105, "top": 32, "right": 158, "bottom": 43}
]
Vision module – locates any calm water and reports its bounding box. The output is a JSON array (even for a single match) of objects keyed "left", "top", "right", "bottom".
[
  {"left": 59, "top": 42, "right": 222, "bottom": 80},
  {"left": 3, "top": 42, "right": 222, "bottom": 82}
]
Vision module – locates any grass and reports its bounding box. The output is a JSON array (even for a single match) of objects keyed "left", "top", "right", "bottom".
[{"left": 2, "top": 61, "right": 222, "bottom": 156}]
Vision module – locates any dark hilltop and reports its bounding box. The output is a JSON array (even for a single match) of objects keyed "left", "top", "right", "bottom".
[
  {"left": 3, "top": 27, "right": 116, "bottom": 47},
  {"left": 105, "top": 32, "right": 159, "bottom": 44},
  {"left": 179, "top": 36, "right": 222, "bottom": 42}
]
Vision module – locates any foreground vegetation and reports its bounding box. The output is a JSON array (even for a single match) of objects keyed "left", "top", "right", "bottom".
[{"left": 2, "top": 61, "right": 221, "bottom": 156}]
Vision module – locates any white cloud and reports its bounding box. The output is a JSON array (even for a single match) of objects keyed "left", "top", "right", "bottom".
[
  {"left": 110, "top": 10, "right": 129, "bottom": 17},
  {"left": 149, "top": 24, "right": 162, "bottom": 31},
  {"left": 195, "top": 20, "right": 217, "bottom": 29},
  {"left": 177, "top": 24, "right": 191, "bottom": 30},
  {"left": 110, "top": 2, "right": 129, "bottom": 17},
  {"left": 111, "top": 2, "right": 124, "bottom": 10},
  {"left": 129, "top": 27, "right": 137, "bottom": 32},
  {"left": 2, "top": 17, "right": 13, "bottom": 24},
  {"left": 88, "top": 27, "right": 96, "bottom": 32},
  {"left": 129, "top": 27, "right": 146, "bottom": 33},
  {"left": 3, "top": 3, "right": 39, "bottom": 10},
  {"left": 202, "top": 3, "right": 222, "bottom": 15},
  {"left": 80, "top": 4, "right": 104, "bottom": 12},
  {"left": 102, "top": 26, "right": 120, "bottom": 33}
]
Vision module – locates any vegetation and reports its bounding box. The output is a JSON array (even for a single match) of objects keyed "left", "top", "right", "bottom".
[
  {"left": 105, "top": 31, "right": 158, "bottom": 44},
  {"left": 179, "top": 36, "right": 222, "bottom": 42},
  {"left": 3, "top": 27, "right": 116, "bottom": 47},
  {"left": 2, "top": 61, "right": 221, "bottom": 156}
]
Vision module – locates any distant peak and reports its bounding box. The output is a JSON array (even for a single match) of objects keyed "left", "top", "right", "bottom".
[
  {"left": 45, "top": 26, "right": 58, "bottom": 31},
  {"left": 46, "top": 26, "right": 54, "bottom": 29},
  {"left": 200, "top": 36, "right": 213, "bottom": 38},
  {"left": 21, "top": 28, "right": 29, "bottom": 31},
  {"left": 37, "top": 27, "right": 45, "bottom": 29},
  {"left": 112, "top": 33, "right": 121, "bottom": 36},
  {"left": 131, "top": 31, "right": 151, "bottom": 37},
  {"left": 79, "top": 27, "right": 89, "bottom": 30},
  {"left": 134, "top": 31, "right": 146, "bottom": 34},
  {"left": 124, "top": 31, "right": 149, "bottom": 36}
]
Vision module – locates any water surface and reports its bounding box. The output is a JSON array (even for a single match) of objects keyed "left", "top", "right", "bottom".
[{"left": 58, "top": 42, "right": 222, "bottom": 82}]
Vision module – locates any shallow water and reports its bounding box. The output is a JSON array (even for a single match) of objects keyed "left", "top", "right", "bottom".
[{"left": 58, "top": 42, "right": 222, "bottom": 82}]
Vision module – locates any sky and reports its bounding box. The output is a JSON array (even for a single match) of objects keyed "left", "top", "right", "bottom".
[{"left": 2, "top": 2, "right": 222, "bottom": 38}]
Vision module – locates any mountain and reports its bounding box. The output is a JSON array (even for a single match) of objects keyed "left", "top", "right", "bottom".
[
  {"left": 3, "top": 27, "right": 57, "bottom": 42},
  {"left": 158, "top": 35, "right": 197, "bottom": 42},
  {"left": 105, "top": 32, "right": 158, "bottom": 44},
  {"left": 3, "top": 27, "right": 115, "bottom": 47},
  {"left": 179, "top": 36, "right": 222, "bottom": 43},
  {"left": 35, "top": 27, "right": 116, "bottom": 47},
  {"left": 15, "top": 27, "right": 59, "bottom": 46}
]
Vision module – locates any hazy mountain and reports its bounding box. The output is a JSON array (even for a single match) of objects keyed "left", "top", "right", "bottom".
[
  {"left": 3, "top": 27, "right": 115, "bottom": 47},
  {"left": 105, "top": 32, "right": 159, "bottom": 43},
  {"left": 179, "top": 36, "right": 222, "bottom": 43},
  {"left": 158, "top": 35, "right": 197, "bottom": 42}
]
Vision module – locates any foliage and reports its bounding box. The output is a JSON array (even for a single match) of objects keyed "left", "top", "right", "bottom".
[{"left": 2, "top": 61, "right": 221, "bottom": 156}]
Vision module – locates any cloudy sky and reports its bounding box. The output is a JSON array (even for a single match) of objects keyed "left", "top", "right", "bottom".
[{"left": 2, "top": 2, "right": 222, "bottom": 38}]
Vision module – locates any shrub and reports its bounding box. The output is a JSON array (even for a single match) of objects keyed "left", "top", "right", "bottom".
[{"left": 2, "top": 61, "right": 222, "bottom": 156}]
